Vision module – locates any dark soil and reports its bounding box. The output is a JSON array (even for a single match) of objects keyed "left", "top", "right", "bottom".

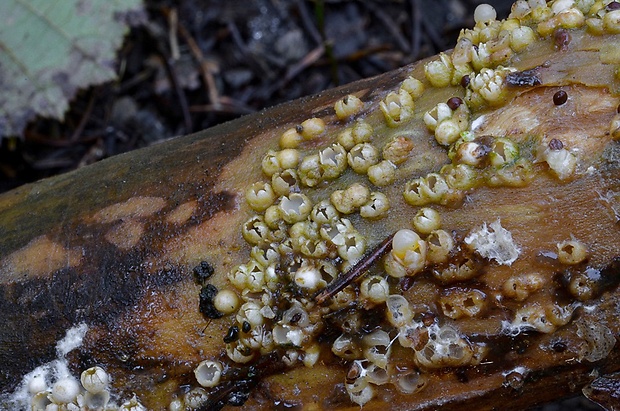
[{"left": 0, "top": 0, "right": 515, "bottom": 193}]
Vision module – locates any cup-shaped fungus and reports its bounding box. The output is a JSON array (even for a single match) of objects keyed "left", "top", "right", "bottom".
[
  {"left": 380, "top": 89, "right": 415, "bottom": 127},
  {"left": 80, "top": 366, "right": 109, "bottom": 394},
  {"left": 424, "top": 53, "right": 454, "bottom": 88},
  {"left": 332, "top": 334, "right": 363, "bottom": 360},
  {"left": 386, "top": 294, "right": 415, "bottom": 327},
  {"left": 363, "top": 329, "right": 392, "bottom": 368},
  {"left": 334, "top": 95, "right": 364, "bottom": 120},
  {"left": 367, "top": 160, "right": 397, "bottom": 187},
  {"left": 271, "top": 169, "right": 300, "bottom": 197},
  {"left": 385, "top": 229, "right": 427, "bottom": 277},
  {"left": 360, "top": 275, "right": 390, "bottom": 304},
  {"left": 426, "top": 229, "right": 455, "bottom": 264},
  {"left": 360, "top": 192, "right": 390, "bottom": 219},
  {"left": 51, "top": 377, "right": 80, "bottom": 404},
  {"left": 279, "top": 193, "right": 313, "bottom": 224},
  {"left": 557, "top": 238, "right": 588, "bottom": 265},
  {"left": 348, "top": 143, "right": 380, "bottom": 173},
  {"left": 194, "top": 360, "right": 222, "bottom": 388},
  {"left": 319, "top": 144, "right": 348, "bottom": 179},
  {"left": 412, "top": 208, "right": 442, "bottom": 234}
]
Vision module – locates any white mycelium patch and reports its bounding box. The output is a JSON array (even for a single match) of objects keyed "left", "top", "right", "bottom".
[
  {"left": 2, "top": 323, "right": 88, "bottom": 410},
  {"left": 465, "top": 219, "right": 521, "bottom": 265}
]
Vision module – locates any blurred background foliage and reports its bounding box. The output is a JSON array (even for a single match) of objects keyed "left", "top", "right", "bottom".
[
  {"left": 0, "top": 0, "right": 144, "bottom": 139},
  {"left": 0, "top": 0, "right": 514, "bottom": 193}
]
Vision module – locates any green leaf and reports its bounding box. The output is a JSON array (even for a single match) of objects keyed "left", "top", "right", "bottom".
[{"left": 0, "top": 0, "right": 144, "bottom": 138}]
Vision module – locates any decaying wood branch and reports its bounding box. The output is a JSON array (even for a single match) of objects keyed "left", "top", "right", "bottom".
[{"left": 1, "top": 1, "right": 620, "bottom": 410}]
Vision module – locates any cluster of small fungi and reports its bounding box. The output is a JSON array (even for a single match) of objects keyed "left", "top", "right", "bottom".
[
  {"left": 187, "top": 0, "right": 620, "bottom": 409},
  {"left": 28, "top": 366, "right": 149, "bottom": 411}
]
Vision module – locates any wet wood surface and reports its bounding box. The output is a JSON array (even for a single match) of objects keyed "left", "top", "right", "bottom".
[{"left": 1, "top": 14, "right": 620, "bottom": 411}]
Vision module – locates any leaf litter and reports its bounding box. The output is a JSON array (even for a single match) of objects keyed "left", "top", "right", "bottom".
[{"left": 0, "top": 0, "right": 145, "bottom": 138}]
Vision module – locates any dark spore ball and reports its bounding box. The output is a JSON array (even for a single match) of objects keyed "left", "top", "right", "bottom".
[
  {"left": 199, "top": 284, "right": 223, "bottom": 319},
  {"left": 193, "top": 261, "right": 215, "bottom": 283}
]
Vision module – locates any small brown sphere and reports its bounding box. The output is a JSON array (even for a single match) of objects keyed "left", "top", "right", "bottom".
[
  {"left": 553, "top": 90, "right": 568, "bottom": 106},
  {"left": 460, "top": 75, "right": 470, "bottom": 88},
  {"left": 548, "top": 138, "right": 564, "bottom": 150},
  {"left": 447, "top": 97, "right": 463, "bottom": 110}
]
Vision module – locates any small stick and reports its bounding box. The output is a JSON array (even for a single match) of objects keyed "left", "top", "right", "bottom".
[
  {"left": 177, "top": 23, "right": 221, "bottom": 109},
  {"left": 314, "top": 232, "right": 395, "bottom": 304}
]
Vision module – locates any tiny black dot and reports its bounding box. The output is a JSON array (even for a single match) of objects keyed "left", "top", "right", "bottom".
[
  {"left": 290, "top": 312, "right": 302, "bottom": 324},
  {"left": 224, "top": 325, "right": 240, "bottom": 343},
  {"left": 227, "top": 391, "right": 250, "bottom": 406},
  {"left": 552, "top": 341, "right": 567, "bottom": 353}
]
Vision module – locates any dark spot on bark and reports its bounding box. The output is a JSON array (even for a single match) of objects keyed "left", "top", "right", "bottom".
[
  {"left": 551, "top": 340, "right": 567, "bottom": 353},
  {"left": 414, "top": 311, "right": 436, "bottom": 327},
  {"left": 228, "top": 390, "right": 251, "bottom": 406},
  {"left": 506, "top": 69, "right": 542, "bottom": 87},
  {"left": 196, "top": 191, "right": 237, "bottom": 221},
  {"left": 199, "top": 352, "right": 287, "bottom": 411},
  {"left": 0, "top": 245, "right": 187, "bottom": 392},
  {"left": 514, "top": 338, "right": 530, "bottom": 355},
  {"left": 323, "top": 383, "right": 351, "bottom": 408},
  {"left": 548, "top": 138, "right": 564, "bottom": 150},
  {"left": 554, "top": 29, "right": 571, "bottom": 51},
  {"left": 400, "top": 276, "right": 415, "bottom": 291},
  {"left": 456, "top": 368, "right": 469, "bottom": 383},
  {"left": 584, "top": 372, "right": 620, "bottom": 409},
  {"left": 592, "top": 257, "right": 620, "bottom": 296}
]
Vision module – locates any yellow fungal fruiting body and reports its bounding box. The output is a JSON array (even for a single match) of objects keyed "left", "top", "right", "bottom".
[{"left": 200, "top": 3, "right": 620, "bottom": 407}]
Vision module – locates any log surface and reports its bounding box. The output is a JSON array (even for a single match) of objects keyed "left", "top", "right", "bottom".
[{"left": 1, "top": 6, "right": 620, "bottom": 411}]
